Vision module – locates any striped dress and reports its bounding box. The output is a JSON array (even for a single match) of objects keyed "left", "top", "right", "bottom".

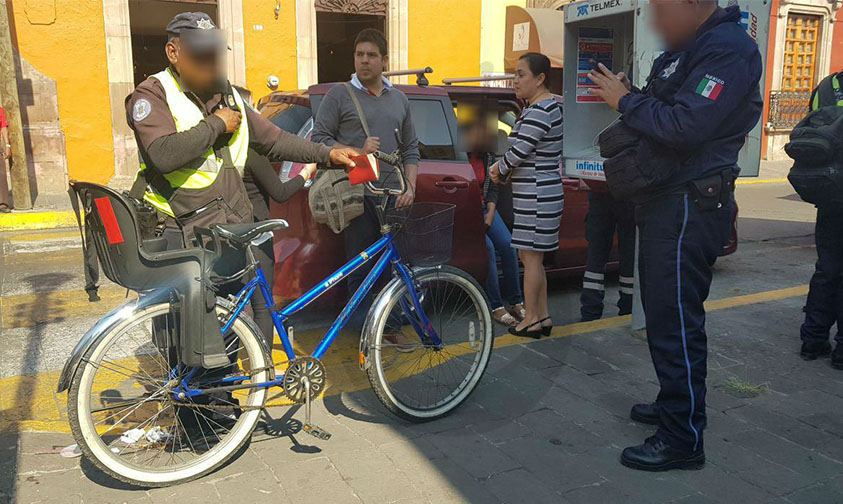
[{"left": 499, "top": 98, "right": 564, "bottom": 252}]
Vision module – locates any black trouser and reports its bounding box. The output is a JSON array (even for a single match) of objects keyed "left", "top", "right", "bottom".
[
  {"left": 251, "top": 238, "right": 276, "bottom": 351},
  {"left": 801, "top": 206, "right": 843, "bottom": 348},
  {"left": 580, "top": 191, "right": 636, "bottom": 319},
  {"left": 164, "top": 227, "right": 275, "bottom": 352},
  {"left": 344, "top": 195, "right": 392, "bottom": 329},
  {"left": 636, "top": 192, "right": 733, "bottom": 452}
]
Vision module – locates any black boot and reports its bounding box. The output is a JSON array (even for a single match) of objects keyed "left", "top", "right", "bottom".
[
  {"left": 800, "top": 341, "right": 832, "bottom": 361},
  {"left": 630, "top": 402, "right": 659, "bottom": 425},
  {"left": 621, "top": 437, "right": 705, "bottom": 472},
  {"left": 86, "top": 288, "right": 101, "bottom": 303},
  {"left": 832, "top": 345, "right": 843, "bottom": 370}
]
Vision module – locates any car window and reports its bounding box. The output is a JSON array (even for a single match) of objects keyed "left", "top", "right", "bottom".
[
  {"left": 278, "top": 117, "right": 314, "bottom": 183},
  {"left": 269, "top": 104, "right": 312, "bottom": 134},
  {"left": 409, "top": 99, "right": 456, "bottom": 160}
]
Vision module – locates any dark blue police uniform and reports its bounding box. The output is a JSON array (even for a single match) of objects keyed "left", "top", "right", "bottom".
[{"left": 618, "top": 5, "right": 762, "bottom": 455}]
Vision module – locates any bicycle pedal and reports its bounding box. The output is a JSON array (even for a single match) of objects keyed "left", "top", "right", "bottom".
[{"left": 303, "top": 423, "right": 332, "bottom": 440}]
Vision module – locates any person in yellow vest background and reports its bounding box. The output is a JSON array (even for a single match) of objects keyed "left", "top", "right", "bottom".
[{"left": 126, "top": 12, "right": 357, "bottom": 246}]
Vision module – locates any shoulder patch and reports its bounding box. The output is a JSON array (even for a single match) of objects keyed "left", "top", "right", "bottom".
[
  {"left": 133, "top": 98, "right": 152, "bottom": 122},
  {"left": 695, "top": 75, "right": 725, "bottom": 100}
]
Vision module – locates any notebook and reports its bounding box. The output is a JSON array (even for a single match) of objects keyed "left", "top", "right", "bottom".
[{"left": 347, "top": 153, "right": 380, "bottom": 185}]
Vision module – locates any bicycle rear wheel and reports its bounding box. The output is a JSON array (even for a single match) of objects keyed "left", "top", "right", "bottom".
[
  {"left": 67, "top": 299, "right": 270, "bottom": 487},
  {"left": 367, "top": 266, "right": 493, "bottom": 421}
]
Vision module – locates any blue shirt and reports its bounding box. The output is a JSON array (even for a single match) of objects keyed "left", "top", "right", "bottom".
[
  {"left": 618, "top": 6, "right": 763, "bottom": 187},
  {"left": 350, "top": 73, "right": 393, "bottom": 96}
]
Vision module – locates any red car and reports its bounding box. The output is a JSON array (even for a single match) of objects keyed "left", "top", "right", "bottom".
[{"left": 257, "top": 83, "right": 736, "bottom": 307}]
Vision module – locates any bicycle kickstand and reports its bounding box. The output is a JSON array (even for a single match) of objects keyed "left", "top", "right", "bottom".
[{"left": 302, "top": 378, "right": 332, "bottom": 441}]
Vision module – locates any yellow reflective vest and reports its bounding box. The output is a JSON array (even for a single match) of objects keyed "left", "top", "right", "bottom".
[
  {"left": 811, "top": 74, "right": 843, "bottom": 111},
  {"left": 139, "top": 68, "right": 250, "bottom": 217}
]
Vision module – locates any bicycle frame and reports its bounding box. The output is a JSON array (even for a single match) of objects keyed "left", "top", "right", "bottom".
[{"left": 176, "top": 230, "right": 442, "bottom": 397}]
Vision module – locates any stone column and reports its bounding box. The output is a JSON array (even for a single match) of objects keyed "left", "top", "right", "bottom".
[
  {"left": 388, "top": 0, "right": 409, "bottom": 83},
  {"left": 296, "top": 0, "right": 318, "bottom": 88},
  {"left": 219, "top": 0, "right": 247, "bottom": 87},
  {"left": 0, "top": 0, "right": 31, "bottom": 208},
  {"left": 102, "top": 0, "right": 138, "bottom": 190}
]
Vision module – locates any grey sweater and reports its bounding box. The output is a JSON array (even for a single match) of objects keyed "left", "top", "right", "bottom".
[{"left": 312, "top": 83, "right": 420, "bottom": 190}]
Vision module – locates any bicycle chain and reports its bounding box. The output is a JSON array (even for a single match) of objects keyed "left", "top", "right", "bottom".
[
  {"left": 174, "top": 402, "right": 265, "bottom": 412},
  {"left": 172, "top": 364, "right": 277, "bottom": 412}
]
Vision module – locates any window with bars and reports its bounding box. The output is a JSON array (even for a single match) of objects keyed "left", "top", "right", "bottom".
[{"left": 781, "top": 13, "right": 821, "bottom": 92}]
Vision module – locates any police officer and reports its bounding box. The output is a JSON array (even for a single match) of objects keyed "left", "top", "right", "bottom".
[
  {"left": 127, "top": 12, "right": 357, "bottom": 244},
  {"left": 580, "top": 183, "right": 636, "bottom": 321},
  {"left": 799, "top": 70, "right": 843, "bottom": 369},
  {"left": 589, "top": 0, "right": 762, "bottom": 470}
]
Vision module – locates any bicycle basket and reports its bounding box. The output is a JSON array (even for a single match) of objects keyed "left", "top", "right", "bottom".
[{"left": 385, "top": 202, "right": 456, "bottom": 267}]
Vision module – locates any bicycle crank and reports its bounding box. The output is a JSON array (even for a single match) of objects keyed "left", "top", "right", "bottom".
[{"left": 282, "top": 356, "right": 331, "bottom": 440}]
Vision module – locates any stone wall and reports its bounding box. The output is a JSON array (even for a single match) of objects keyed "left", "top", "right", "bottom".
[{"left": 14, "top": 51, "right": 68, "bottom": 208}]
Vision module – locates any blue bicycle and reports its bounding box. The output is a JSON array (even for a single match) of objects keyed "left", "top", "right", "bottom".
[{"left": 61, "top": 153, "right": 493, "bottom": 487}]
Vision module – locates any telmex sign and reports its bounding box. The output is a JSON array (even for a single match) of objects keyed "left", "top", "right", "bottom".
[{"left": 566, "top": 0, "right": 627, "bottom": 22}]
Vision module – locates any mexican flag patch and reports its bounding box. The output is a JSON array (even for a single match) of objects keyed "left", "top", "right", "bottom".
[{"left": 695, "top": 77, "right": 723, "bottom": 100}]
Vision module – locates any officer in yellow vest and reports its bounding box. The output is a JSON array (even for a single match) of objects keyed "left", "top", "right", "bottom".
[
  {"left": 800, "top": 70, "right": 843, "bottom": 368},
  {"left": 126, "top": 12, "right": 357, "bottom": 243}
]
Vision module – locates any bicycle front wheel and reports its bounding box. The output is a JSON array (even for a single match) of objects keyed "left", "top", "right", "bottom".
[
  {"left": 67, "top": 299, "right": 270, "bottom": 487},
  {"left": 367, "top": 266, "right": 493, "bottom": 421}
]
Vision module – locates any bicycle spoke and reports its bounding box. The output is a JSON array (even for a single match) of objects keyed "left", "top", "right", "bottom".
[
  {"left": 74, "top": 303, "right": 268, "bottom": 482},
  {"left": 373, "top": 270, "right": 490, "bottom": 414}
]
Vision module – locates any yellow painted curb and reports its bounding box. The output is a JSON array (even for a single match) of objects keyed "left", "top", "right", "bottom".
[
  {"left": 736, "top": 177, "right": 788, "bottom": 185},
  {"left": 0, "top": 210, "right": 76, "bottom": 231}
]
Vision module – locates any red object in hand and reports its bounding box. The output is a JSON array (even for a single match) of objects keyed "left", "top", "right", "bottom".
[{"left": 347, "top": 153, "right": 380, "bottom": 185}]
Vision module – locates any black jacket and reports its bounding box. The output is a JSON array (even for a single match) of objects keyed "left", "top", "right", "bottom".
[{"left": 242, "top": 149, "right": 305, "bottom": 221}]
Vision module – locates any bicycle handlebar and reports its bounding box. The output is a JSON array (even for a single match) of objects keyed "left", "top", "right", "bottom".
[{"left": 366, "top": 150, "right": 407, "bottom": 197}]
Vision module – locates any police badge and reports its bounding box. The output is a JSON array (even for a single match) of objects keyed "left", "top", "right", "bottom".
[{"left": 133, "top": 98, "right": 152, "bottom": 122}]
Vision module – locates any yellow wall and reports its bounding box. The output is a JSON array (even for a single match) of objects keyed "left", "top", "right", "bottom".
[
  {"left": 408, "top": 0, "right": 482, "bottom": 84},
  {"left": 8, "top": 0, "right": 113, "bottom": 184},
  {"left": 242, "top": 0, "right": 299, "bottom": 101}
]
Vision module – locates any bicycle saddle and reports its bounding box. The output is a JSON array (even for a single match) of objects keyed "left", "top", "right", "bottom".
[{"left": 213, "top": 219, "right": 289, "bottom": 245}]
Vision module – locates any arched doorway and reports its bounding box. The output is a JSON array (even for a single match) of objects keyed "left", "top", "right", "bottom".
[{"left": 315, "top": 0, "right": 388, "bottom": 83}]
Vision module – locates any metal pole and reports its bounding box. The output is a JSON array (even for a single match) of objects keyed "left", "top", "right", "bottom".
[{"left": 0, "top": 0, "right": 31, "bottom": 209}]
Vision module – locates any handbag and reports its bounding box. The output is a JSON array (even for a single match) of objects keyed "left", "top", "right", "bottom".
[{"left": 308, "top": 83, "right": 368, "bottom": 233}]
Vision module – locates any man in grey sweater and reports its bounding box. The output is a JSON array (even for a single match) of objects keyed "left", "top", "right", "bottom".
[{"left": 312, "top": 28, "right": 420, "bottom": 333}]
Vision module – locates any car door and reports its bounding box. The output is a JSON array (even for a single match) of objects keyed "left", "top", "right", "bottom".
[
  {"left": 549, "top": 177, "right": 591, "bottom": 271},
  {"left": 408, "top": 91, "right": 487, "bottom": 281}
]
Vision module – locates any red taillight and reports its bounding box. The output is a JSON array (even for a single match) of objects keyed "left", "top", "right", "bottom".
[{"left": 94, "top": 197, "right": 125, "bottom": 245}]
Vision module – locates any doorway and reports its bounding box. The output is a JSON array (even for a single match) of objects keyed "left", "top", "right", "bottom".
[
  {"left": 128, "top": 0, "right": 219, "bottom": 86},
  {"left": 316, "top": 12, "right": 386, "bottom": 83}
]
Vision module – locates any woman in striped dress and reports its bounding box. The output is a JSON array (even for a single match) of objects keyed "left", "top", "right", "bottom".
[{"left": 491, "top": 52, "right": 564, "bottom": 338}]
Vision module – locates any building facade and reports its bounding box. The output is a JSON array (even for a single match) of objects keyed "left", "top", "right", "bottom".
[
  {"left": 764, "top": 0, "right": 843, "bottom": 160},
  {"left": 5, "top": 0, "right": 502, "bottom": 208}
]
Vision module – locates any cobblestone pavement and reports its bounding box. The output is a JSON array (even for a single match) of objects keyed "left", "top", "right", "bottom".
[{"left": 3, "top": 180, "right": 843, "bottom": 503}]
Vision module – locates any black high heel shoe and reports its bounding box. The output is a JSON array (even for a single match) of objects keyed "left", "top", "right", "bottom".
[
  {"left": 508, "top": 320, "right": 543, "bottom": 339},
  {"left": 539, "top": 317, "right": 553, "bottom": 337}
]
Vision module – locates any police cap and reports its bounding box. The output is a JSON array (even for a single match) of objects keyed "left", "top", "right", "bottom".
[{"left": 166, "top": 12, "right": 228, "bottom": 54}]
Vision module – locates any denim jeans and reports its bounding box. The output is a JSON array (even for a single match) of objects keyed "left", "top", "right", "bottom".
[{"left": 485, "top": 209, "right": 522, "bottom": 310}]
